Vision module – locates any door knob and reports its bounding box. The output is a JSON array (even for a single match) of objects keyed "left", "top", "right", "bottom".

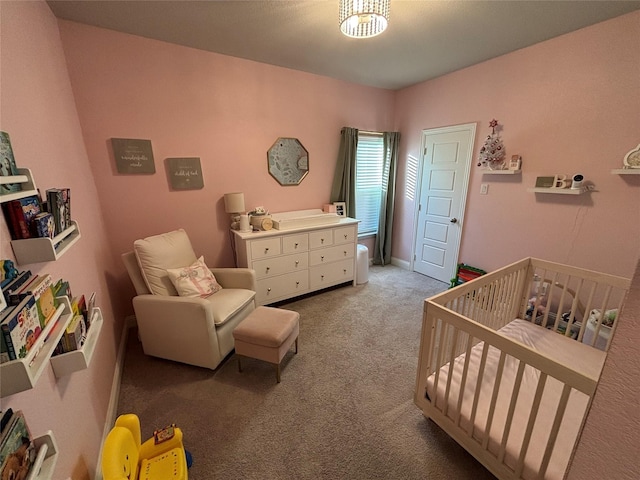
[{"left": 450, "top": 218, "right": 458, "bottom": 223}]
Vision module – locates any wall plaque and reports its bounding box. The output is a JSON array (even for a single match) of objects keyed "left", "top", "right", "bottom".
[
  {"left": 111, "top": 138, "right": 156, "bottom": 174},
  {"left": 166, "top": 157, "right": 204, "bottom": 190}
]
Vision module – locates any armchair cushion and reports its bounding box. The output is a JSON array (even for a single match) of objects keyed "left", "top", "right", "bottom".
[
  {"left": 134, "top": 229, "right": 197, "bottom": 296},
  {"left": 207, "top": 288, "right": 256, "bottom": 325},
  {"left": 167, "top": 256, "right": 222, "bottom": 298}
]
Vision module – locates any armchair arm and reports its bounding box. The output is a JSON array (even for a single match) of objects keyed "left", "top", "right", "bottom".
[
  {"left": 139, "top": 427, "right": 184, "bottom": 460},
  {"left": 132, "top": 294, "right": 222, "bottom": 369},
  {"left": 211, "top": 268, "right": 256, "bottom": 291}
]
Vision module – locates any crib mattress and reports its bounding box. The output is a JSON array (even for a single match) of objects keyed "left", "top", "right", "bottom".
[{"left": 426, "top": 319, "right": 606, "bottom": 480}]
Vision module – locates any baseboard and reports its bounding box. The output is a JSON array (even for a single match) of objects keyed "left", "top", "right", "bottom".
[
  {"left": 94, "top": 315, "right": 136, "bottom": 480},
  {"left": 391, "top": 256, "right": 410, "bottom": 270}
]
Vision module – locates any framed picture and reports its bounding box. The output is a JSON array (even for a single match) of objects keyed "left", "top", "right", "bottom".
[
  {"left": 509, "top": 155, "right": 522, "bottom": 171},
  {"left": 111, "top": 138, "right": 156, "bottom": 174},
  {"left": 333, "top": 201, "right": 346, "bottom": 217},
  {"left": 166, "top": 157, "right": 204, "bottom": 190}
]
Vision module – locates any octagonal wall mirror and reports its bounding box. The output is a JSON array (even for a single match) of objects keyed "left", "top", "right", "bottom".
[{"left": 268, "top": 137, "right": 309, "bottom": 186}]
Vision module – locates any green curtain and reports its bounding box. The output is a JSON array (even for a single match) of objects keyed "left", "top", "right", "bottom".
[
  {"left": 330, "top": 127, "right": 358, "bottom": 218},
  {"left": 373, "top": 131, "right": 400, "bottom": 266}
]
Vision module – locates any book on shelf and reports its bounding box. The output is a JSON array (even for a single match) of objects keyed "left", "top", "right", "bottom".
[
  {"left": 6, "top": 274, "right": 39, "bottom": 306},
  {"left": 0, "top": 294, "right": 42, "bottom": 361},
  {"left": 0, "top": 195, "right": 42, "bottom": 240},
  {"left": 59, "top": 313, "right": 86, "bottom": 353},
  {"left": 0, "top": 131, "right": 21, "bottom": 195},
  {"left": 0, "top": 410, "right": 35, "bottom": 480},
  {"left": 87, "top": 292, "right": 96, "bottom": 329},
  {"left": 1, "top": 270, "right": 32, "bottom": 305},
  {"left": 32, "top": 212, "right": 55, "bottom": 238},
  {"left": 46, "top": 188, "right": 71, "bottom": 235},
  {"left": 8, "top": 274, "right": 57, "bottom": 329}
]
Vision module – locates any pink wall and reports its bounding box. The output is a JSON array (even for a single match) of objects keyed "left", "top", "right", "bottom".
[
  {"left": 394, "top": 11, "right": 640, "bottom": 279},
  {"left": 56, "top": 20, "right": 395, "bottom": 316},
  {"left": 0, "top": 2, "right": 122, "bottom": 478}
]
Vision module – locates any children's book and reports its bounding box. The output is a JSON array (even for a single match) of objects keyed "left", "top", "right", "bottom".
[
  {"left": 0, "top": 410, "right": 34, "bottom": 479},
  {"left": 0, "top": 295, "right": 41, "bottom": 360},
  {"left": 0, "top": 131, "right": 20, "bottom": 194}
]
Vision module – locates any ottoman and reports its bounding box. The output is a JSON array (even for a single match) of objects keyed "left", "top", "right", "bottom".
[{"left": 232, "top": 306, "right": 299, "bottom": 383}]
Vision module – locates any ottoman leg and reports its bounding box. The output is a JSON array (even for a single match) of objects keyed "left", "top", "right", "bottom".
[
  {"left": 238, "top": 356, "right": 243, "bottom": 373},
  {"left": 276, "top": 363, "right": 281, "bottom": 383},
  {"left": 295, "top": 337, "right": 298, "bottom": 354}
]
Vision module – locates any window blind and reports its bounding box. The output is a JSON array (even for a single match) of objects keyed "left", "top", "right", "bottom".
[{"left": 355, "top": 134, "right": 384, "bottom": 235}]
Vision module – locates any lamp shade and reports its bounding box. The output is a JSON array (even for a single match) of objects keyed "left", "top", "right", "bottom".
[
  {"left": 224, "top": 192, "right": 245, "bottom": 213},
  {"left": 339, "top": 0, "right": 389, "bottom": 38}
]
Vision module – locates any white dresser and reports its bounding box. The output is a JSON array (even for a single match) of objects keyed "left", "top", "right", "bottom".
[{"left": 231, "top": 218, "right": 360, "bottom": 305}]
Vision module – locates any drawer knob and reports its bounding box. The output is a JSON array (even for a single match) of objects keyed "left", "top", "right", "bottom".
[
  {"left": 296, "top": 281, "right": 300, "bottom": 287},
  {"left": 344, "top": 234, "right": 348, "bottom": 239},
  {"left": 295, "top": 261, "right": 299, "bottom": 266},
  {"left": 267, "top": 288, "right": 271, "bottom": 293},
  {"left": 321, "top": 256, "right": 324, "bottom": 261},
  {"left": 295, "top": 243, "right": 299, "bottom": 248},
  {"left": 265, "top": 247, "right": 269, "bottom": 253},
  {"left": 321, "top": 238, "right": 324, "bottom": 244},
  {"left": 343, "top": 269, "right": 347, "bottom": 274},
  {"left": 343, "top": 250, "right": 347, "bottom": 256},
  {"left": 266, "top": 267, "right": 270, "bottom": 272},
  {"left": 321, "top": 275, "right": 324, "bottom": 280}
]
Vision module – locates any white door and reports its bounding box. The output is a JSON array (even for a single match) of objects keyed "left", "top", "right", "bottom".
[{"left": 412, "top": 123, "right": 475, "bottom": 283}]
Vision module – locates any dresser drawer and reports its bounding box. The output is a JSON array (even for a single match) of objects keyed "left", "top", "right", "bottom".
[
  {"left": 249, "top": 237, "right": 281, "bottom": 259},
  {"left": 282, "top": 233, "right": 309, "bottom": 254},
  {"left": 256, "top": 270, "right": 309, "bottom": 305},
  {"left": 252, "top": 252, "right": 308, "bottom": 279},
  {"left": 309, "top": 259, "right": 354, "bottom": 289},
  {"left": 334, "top": 226, "right": 357, "bottom": 245},
  {"left": 309, "top": 229, "right": 334, "bottom": 249},
  {"left": 309, "top": 243, "right": 355, "bottom": 266}
]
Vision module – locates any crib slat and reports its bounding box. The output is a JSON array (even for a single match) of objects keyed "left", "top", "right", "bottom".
[
  {"left": 538, "top": 384, "right": 572, "bottom": 479},
  {"left": 469, "top": 343, "right": 490, "bottom": 437},
  {"left": 515, "top": 373, "right": 548, "bottom": 477},
  {"left": 431, "top": 318, "right": 449, "bottom": 406},
  {"left": 455, "top": 334, "right": 474, "bottom": 428},
  {"left": 498, "top": 360, "right": 526, "bottom": 464},
  {"left": 442, "top": 327, "right": 460, "bottom": 417},
  {"left": 482, "top": 351, "right": 507, "bottom": 451}
]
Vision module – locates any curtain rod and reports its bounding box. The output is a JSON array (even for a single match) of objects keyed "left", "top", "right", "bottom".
[{"left": 359, "top": 130, "right": 383, "bottom": 136}]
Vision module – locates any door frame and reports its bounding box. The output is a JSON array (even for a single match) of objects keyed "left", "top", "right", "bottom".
[{"left": 410, "top": 122, "right": 476, "bottom": 280}]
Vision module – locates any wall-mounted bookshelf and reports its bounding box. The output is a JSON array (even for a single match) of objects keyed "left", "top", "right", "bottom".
[
  {"left": 50, "top": 307, "right": 103, "bottom": 377},
  {"left": 527, "top": 187, "right": 587, "bottom": 195},
  {"left": 481, "top": 169, "right": 521, "bottom": 175},
  {"left": 10, "top": 221, "right": 81, "bottom": 265},
  {"left": 611, "top": 169, "right": 640, "bottom": 175},
  {"left": 0, "top": 297, "right": 72, "bottom": 397},
  {"left": 27, "top": 432, "right": 59, "bottom": 480},
  {"left": 0, "top": 168, "right": 38, "bottom": 202}
]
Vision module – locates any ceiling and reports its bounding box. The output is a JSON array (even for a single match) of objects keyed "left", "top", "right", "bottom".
[{"left": 46, "top": 0, "right": 640, "bottom": 90}]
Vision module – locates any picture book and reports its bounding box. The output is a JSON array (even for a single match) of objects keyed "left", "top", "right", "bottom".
[
  {"left": 1, "top": 196, "right": 41, "bottom": 239},
  {"left": 46, "top": 188, "right": 70, "bottom": 235},
  {"left": 7, "top": 275, "right": 39, "bottom": 306},
  {"left": 1, "top": 270, "right": 32, "bottom": 305},
  {"left": 0, "top": 131, "right": 20, "bottom": 194},
  {"left": 62, "top": 314, "right": 85, "bottom": 352},
  {"left": 32, "top": 212, "right": 55, "bottom": 238},
  {"left": 0, "top": 410, "right": 34, "bottom": 480},
  {"left": 9, "top": 275, "right": 57, "bottom": 328},
  {"left": 0, "top": 295, "right": 41, "bottom": 360}
]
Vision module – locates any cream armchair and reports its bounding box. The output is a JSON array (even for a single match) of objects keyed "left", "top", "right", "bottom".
[{"left": 122, "top": 229, "right": 256, "bottom": 370}]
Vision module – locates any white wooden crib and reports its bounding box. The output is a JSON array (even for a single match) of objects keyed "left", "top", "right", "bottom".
[{"left": 414, "top": 257, "right": 630, "bottom": 480}]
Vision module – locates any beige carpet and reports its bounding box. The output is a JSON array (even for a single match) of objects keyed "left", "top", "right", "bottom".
[{"left": 117, "top": 265, "right": 496, "bottom": 479}]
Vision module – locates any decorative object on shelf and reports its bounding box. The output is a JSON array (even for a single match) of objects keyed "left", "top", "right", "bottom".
[
  {"left": 623, "top": 143, "right": 640, "bottom": 169},
  {"left": 571, "top": 174, "right": 584, "bottom": 190},
  {"left": 552, "top": 174, "right": 572, "bottom": 189},
  {"left": 477, "top": 119, "right": 506, "bottom": 170},
  {"left": 0, "top": 131, "right": 20, "bottom": 194},
  {"left": 333, "top": 201, "right": 346, "bottom": 217},
  {"left": 508, "top": 155, "right": 522, "bottom": 171},
  {"left": 248, "top": 206, "right": 273, "bottom": 231},
  {"left": 166, "top": 157, "right": 204, "bottom": 190},
  {"left": 339, "top": 0, "right": 390, "bottom": 38},
  {"left": 267, "top": 138, "right": 309, "bottom": 186},
  {"left": 111, "top": 138, "right": 156, "bottom": 174},
  {"left": 223, "top": 192, "right": 246, "bottom": 231},
  {"left": 535, "top": 176, "right": 554, "bottom": 188}
]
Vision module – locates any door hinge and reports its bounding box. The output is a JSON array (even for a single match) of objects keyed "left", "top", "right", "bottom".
[{"left": 418, "top": 204, "right": 421, "bottom": 212}]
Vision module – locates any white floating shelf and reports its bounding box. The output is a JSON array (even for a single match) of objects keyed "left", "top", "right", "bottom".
[
  {"left": 50, "top": 307, "right": 103, "bottom": 377},
  {"left": 11, "top": 221, "right": 81, "bottom": 265},
  {"left": 0, "top": 168, "right": 38, "bottom": 203},
  {"left": 481, "top": 169, "right": 521, "bottom": 175},
  {"left": 527, "top": 187, "right": 587, "bottom": 195},
  {"left": 1, "top": 297, "right": 73, "bottom": 397},
  {"left": 611, "top": 169, "right": 640, "bottom": 175},
  {"left": 26, "top": 431, "right": 59, "bottom": 480}
]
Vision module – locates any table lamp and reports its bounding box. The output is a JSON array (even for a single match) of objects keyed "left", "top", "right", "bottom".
[{"left": 224, "top": 192, "right": 249, "bottom": 231}]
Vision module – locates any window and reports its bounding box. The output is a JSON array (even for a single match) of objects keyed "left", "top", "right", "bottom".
[{"left": 355, "top": 133, "right": 385, "bottom": 235}]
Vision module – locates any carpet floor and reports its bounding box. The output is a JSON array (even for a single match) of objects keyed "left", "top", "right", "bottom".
[{"left": 117, "top": 265, "right": 496, "bottom": 479}]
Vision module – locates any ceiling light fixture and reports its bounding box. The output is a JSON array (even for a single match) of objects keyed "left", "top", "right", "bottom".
[{"left": 339, "top": 0, "right": 390, "bottom": 38}]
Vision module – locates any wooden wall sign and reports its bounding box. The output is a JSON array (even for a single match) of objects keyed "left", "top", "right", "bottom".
[
  {"left": 166, "top": 157, "right": 204, "bottom": 190},
  {"left": 111, "top": 138, "right": 156, "bottom": 174}
]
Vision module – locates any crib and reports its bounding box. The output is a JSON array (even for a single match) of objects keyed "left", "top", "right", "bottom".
[{"left": 414, "top": 257, "right": 630, "bottom": 480}]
